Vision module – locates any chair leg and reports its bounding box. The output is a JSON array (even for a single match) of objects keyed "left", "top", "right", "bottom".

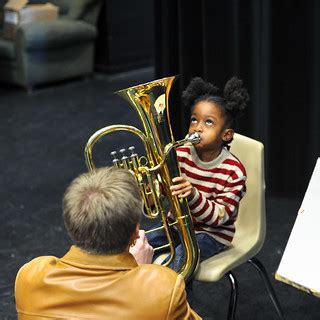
[
  {"left": 226, "top": 271, "right": 238, "bottom": 320},
  {"left": 248, "top": 257, "right": 285, "bottom": 320}
]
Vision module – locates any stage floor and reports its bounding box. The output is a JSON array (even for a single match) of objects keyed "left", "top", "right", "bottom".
[{"left": 1, "top": 69, "right": 319, "bottom": 319}]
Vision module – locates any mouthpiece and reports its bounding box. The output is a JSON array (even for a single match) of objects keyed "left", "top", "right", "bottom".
[{"left": 187, "top": 132, "right": 200, "bottom": 144}]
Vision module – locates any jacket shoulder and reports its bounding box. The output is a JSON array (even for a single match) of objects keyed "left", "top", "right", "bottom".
[{"left": 16, "top": 256, "right": 58, "bottom": 283}]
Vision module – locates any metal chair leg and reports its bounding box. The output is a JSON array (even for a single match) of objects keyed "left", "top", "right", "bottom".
[
  {"left": 248, "top": 257, "right": 285, "bottom": 320},
  {"left": 226, "top": 271, "right": 238, "bottom": 320}
]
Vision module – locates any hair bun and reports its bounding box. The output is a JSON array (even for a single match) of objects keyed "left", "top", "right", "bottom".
[
  {"left": 182, "top": 77, "right": 219, "bottom": 109},
  {"left": 223, "top": 76, "right": 249, "bottom": 118}
]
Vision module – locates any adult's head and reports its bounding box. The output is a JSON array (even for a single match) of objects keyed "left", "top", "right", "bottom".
[{"left": 63, "top": 166, "right": 142, "bottom": 255}]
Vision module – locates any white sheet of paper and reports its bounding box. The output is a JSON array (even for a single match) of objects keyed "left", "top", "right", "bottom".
[{"left": 276, "top": 158, "right": 320, "bottom": 294}]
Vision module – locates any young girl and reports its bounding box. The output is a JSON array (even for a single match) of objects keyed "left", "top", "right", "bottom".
[
  {"left": 169, "top": 76, "right": 249, "bottom": 267},
  {"left": 147, "top": 76, "right": 249, "bottom": 272}
]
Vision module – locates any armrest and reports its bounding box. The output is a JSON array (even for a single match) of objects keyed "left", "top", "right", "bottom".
[{"left": 16, "top": 19, "right": 97, "bottom": 51}]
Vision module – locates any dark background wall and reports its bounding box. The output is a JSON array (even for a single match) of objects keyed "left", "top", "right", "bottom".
[
  {"left": 151, "top": 0, "right": 320, "bottom": 199},
  {"left": 95, "top": 0, "right": 155, "bottom": 73}
]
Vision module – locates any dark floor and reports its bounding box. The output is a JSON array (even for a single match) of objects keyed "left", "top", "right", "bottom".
[{"left": 0, "top": 68, "right": 319, "bottom": 320}]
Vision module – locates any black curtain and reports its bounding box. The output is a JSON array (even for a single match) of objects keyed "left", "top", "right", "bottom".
[{"left": 154, "top": 0, "right": 320, "bottom": 198}]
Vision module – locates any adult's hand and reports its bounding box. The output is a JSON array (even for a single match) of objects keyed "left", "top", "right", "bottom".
[{"left": 129, "top": 230, "right": 154, "bottom": 264}]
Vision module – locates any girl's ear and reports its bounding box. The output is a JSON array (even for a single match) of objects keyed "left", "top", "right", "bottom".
[{"left": 223, "top": 128, "right": 234, "bottom": 142}]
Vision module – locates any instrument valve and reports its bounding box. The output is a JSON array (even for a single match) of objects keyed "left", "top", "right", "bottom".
[
  {"left": 128, "top": 146, "right": 140, "bottom": 172},
  {"left": 110, "top": 151, "right": 121, "bottom": 167},
  {"left": 111, "top": 150, "right": 118, "bottom": 159},
  {"left": 119, "top": 148, "right": 128, "bottom": 160},
  {"left": 128, "top": 146, "right": 137, "bottom": 157},
  {"left": 119, "top": 148, "right": 130, "bottom": 169}
]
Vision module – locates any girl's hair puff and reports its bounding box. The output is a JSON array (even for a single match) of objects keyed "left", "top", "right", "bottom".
[
  {"left": 223, "top": 76, "right": 249, "bottom": 122},
  {"left": 182, "top": 77, "right": 219, "bottom": 110}
]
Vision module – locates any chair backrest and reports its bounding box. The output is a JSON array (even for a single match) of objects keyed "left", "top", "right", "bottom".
[{"left": 230, "top": 133, "right": 266, "bottom": 254}]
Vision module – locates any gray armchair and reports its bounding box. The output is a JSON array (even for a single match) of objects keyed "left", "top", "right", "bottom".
[{"left": 0, "top": 0, "right": 102, "bottom": 90}]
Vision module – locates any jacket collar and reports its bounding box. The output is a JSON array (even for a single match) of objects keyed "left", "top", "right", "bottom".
[{"left": 60, "top": 245, "right": 138, "bottom": 271}]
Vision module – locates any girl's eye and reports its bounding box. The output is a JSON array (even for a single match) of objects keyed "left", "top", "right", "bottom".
[
  {"left": 206, "top": 119, "right": 214, "bottom": 126},
  {"left": 190, "top": 117, "right": 197, "bottom": 124}
]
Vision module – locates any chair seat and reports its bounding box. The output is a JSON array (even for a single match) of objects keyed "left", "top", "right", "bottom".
[
  {"left": 194, "top": 237, "right": 263, "bottom": 282},
  {"left": 154, "top": 233, "right": 264, "bottom": 282}
]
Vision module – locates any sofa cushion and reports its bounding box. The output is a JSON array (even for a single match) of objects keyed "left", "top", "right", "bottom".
[
  {"left": 17, "top": 19, "right": 97, "bottom": 51},
  {"left": 0, "top": 38, "right": 15, "bottom": 60}
]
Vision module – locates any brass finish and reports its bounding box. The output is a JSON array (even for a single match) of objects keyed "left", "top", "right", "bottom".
[{"left": 84, "top": 76, "right": 200, "bottom": 282}]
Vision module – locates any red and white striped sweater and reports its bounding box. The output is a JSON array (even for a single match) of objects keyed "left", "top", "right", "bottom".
[{"left": 177, "top": 145, "right": 247, "bottom": 246}]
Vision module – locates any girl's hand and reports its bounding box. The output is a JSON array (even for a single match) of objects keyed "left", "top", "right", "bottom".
[{"left": 170, "top": 176, "right": 195, "bottom": 199}]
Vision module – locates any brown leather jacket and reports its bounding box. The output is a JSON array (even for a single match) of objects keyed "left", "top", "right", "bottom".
[{"left": 15, "top": 246, "right": 201, "bottom": 319}]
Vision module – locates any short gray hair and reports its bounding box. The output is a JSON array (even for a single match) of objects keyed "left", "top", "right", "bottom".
[{"left": 63, "top": 167, "right": 142, "bottom": 254}]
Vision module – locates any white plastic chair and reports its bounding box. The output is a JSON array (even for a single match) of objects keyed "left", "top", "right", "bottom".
[{"left": 193, "top": 133, "right": 284, "bottom": 319}]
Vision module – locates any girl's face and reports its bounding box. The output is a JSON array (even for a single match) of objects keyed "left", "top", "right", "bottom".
[{"left": 188, "top": 100, "right": 233, "bottom": 161}]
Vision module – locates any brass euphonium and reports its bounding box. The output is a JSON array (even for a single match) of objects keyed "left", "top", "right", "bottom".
[{"left": 84, "top": 76, "right": 200, "bottom": 282}]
